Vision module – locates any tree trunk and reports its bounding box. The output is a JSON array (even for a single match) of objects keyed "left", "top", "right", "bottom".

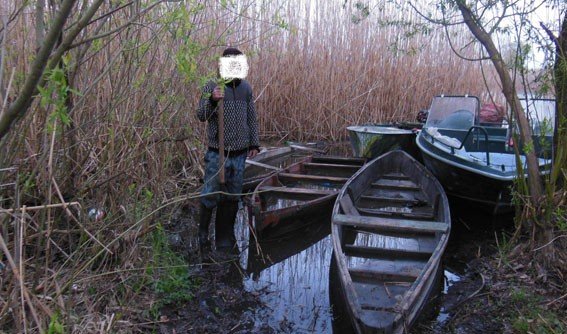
[
  {"left": 555, "top": 13, "right": 567, "bottom": 189},
  {"left": 456, "top": 1, "right": 544, "bottom": 200},
  {"left": 455, "top": 0, "right": 553, "bottom": 263}
]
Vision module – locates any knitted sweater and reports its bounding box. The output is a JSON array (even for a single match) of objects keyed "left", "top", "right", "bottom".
[{"left": 197, "top": 79, "right": 260, "bottom": 155}]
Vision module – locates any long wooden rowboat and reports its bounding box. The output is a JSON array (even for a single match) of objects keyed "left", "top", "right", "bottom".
[
  {"left": 248, "top": 155, "right": 365, "bottom": 237},
  {"left": 331, "top": 150, "right": 451, "bottom": 333},
  {"left": 243, "top": 144, "right": 328, "bottom": 192}
]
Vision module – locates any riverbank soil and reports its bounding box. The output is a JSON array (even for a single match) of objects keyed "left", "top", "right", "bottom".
[
  {"left": 434, "top": 256, "right": 565, "bottom": 334},
  {"left": 414, "top": 199, "right": 567, "bottom": 334},
  {"left": 159, "top": 203, "right": 274, "bottom": 334}
]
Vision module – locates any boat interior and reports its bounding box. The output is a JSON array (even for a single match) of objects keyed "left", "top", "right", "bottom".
[
  {"left": 421, "top": 96, "right": 553, "bottom": 166},
  {"left": 333, "top": 152, "right": 450, "bottom": 331}
]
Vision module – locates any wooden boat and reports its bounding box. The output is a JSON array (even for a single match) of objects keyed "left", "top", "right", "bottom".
[
  {"left": 331, "top": 150, "right": 451, "bottom": 333},
  {"left": 415, "top": 95, "right": 553, "bottom": 213},
  {"left": 248, "top": 155, "right": 365, "bottom": 237},
  {"left": 243, "top": 144, "right": 327, "bottom": 192},
  {"left": 347, "top": 123, "right": 422, "bottom": 161}
]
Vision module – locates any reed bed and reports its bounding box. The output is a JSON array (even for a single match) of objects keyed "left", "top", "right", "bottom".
[{"left": 0, "top": 0, "right": 503, "bottom": 332}]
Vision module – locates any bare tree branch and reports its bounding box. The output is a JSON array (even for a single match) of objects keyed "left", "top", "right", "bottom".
[
  {"left": 0, "top": 0, "right": 77, "bottom": 141},
  {"left": 455, "top": 0, "right": 544, "bottom": 203},
  {"left": 70, "top": 1, "right": 165, "bottom": 49}
]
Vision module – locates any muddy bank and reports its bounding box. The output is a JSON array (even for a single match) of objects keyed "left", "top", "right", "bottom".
[
  {"left": 160, "top": 204, "right": 271, "bottom": 333},
  {"left": 414, "top": 199, "right": 566, "bottom": 334}
]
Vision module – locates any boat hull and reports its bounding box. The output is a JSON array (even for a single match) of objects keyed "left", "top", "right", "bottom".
[
  {"left": 250, "top": 156, "right": 365, "bottom": 237},
  {"left": 243, "top": 145, "right": 325, "bottom": 191},
  {"left": 331, "top": 150, "right": 451, "bottom": 333},
  {"left": 414, "top": 95, "right": 553, "bottom": 214},
  {"left": 347, "top": 124, "right": 422, "bottom": 161},
  {"left": 416, "top": 135, "right": 514, "bottom": 212}
]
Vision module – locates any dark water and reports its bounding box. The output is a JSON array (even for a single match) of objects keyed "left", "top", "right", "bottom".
[
  {"left": 234, "top": 143, "right": 511, "bottom": 333},
  {"left": 232, "top": 197, "right": 513, "bottom": 333},
  {"left": 235, "top": 210, "right": 334, "bottom": 333}
]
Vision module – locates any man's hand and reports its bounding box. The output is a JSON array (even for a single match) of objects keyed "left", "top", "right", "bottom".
[
  {"left": 248, "top": 148, "right": 259, "bottom": 159},
  {"left": 211, "top": 86, "right": 224, "bottom": 101}
]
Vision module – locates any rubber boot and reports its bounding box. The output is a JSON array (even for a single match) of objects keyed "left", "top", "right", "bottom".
[
  {"left": 198, "top": 203, "right": 213, "bottom": 252},
  {"left": 215, "top": 201, "right": 239, "bottom": 253}
]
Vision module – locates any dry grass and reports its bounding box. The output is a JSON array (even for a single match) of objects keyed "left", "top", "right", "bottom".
[{"left": 0, "top": 0, "right": 503, "bottom": 332}]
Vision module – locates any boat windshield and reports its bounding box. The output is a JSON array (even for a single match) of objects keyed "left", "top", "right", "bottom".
[
  {"left": 425, "top": 96, "right": 479, "bottom": 130},
  {"left": 520, "top": 97, "right": 555, "bottom": 136}
]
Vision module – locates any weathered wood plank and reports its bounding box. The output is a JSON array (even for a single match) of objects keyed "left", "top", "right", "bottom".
[
  {"left": 339, "top": 193, "right": 360, "bottom": 216},
  {"left": 287, "top": 144, "right": 327, "bottom": 154},
  {"left": 381, "top": 172, "right": 411, "bottom": 181},
  {"left": 343, "top": 244, "right": 432, "bottom": 260},
  {"left": 334, "top": 214, "right": 447, "bottom": 234},
  {"left": 303, "top": 162, "right": 362, "bottom": 170},
  {"left": 311, "top": 156, "right": 366, "bottom": 165},
  {"left": 359, "top": 194, "right": 426, "bottom": 206},
  {"left": 371, "top": 179, "right": 420, "bottom": 191},
  {"left": 349, "top": 267, "right": 420, "bottom": 283},
  {"left": 259, "top": 186, "right": 335, "bottom": 196},
  {"left": 357, "top": 207, "right": 435, "bottom": 220},
  {"left": 245, "top": 159, "right": 283, "bottom": 170},
  {"left": 279, "top": 173, "right": 349, "bottom": 183}
]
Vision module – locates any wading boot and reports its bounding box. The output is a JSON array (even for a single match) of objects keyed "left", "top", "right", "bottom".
[
  {"left": 198, "top": 203, "right": 213, "bottom": 253},
  {"left": 215, "top": 200, "right": 239, "bottom": 253}
]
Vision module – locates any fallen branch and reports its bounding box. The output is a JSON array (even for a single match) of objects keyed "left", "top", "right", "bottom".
[
  {"left": 532, "top": 235, "right": 567, "bottom": 252},
  {"left": 0, "top": 202, "right": 81, "bottom": 213}
]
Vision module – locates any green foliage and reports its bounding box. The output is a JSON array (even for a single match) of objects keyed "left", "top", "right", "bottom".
[
  {"left": 220, "top": 0, "right": 237, "bottom": 9},
  {"left": 87, "top": 286, "right": 97, "bottom": 295},
  {"left": 272, "top": 13, "right": 289, "bottom": 30},
  {"left": 176, "top": 40, "right": 204, "bottom": 83},
  {"left": 47, "top": 312, "right": 64, "bottom": 334},
  {"left": 554, "top": 205, "right": 567, "bottom": 231},
  {"left": 158, "top": 3, "right": 209, "bottom": 83},
  {"left": 18, "top": 171, "right": 36, "bottom": 194},
  {"left": 495, "top": 231, "right": 513, "bottom": 266},
  {"left": 508, "top": 289, "right": 565, "bottom": 334},
  {"left": 37, "top": 64, "right": 81, "bottom": 133},
  {"left": 510, "top": 287, "right": 533, "bottom": 304},
  {"left": 149, "top": 224, "right": 194, "bottom": 318},
  {"left": 522, "top": 139, "right": 534, "bottom": 155}
]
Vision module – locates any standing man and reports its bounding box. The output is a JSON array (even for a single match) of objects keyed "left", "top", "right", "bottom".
[{"left": 196, "top": 47, "right": 260, "bottom": 253}]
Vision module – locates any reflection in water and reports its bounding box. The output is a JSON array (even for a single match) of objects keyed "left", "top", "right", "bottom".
[
  {"left": 235, "top": 207, "right": 335, "bottom": 333},
  {"left": 374, "top": 206, "right": 413, "bottom": 213},
  {"left": 231, "top": 146, "right": 499, "bottom": 333},
  {"left": 265, "top": 197, "right": 306, "bottom": 211},
  {"left": 436, "top": 269, "right": 462, "bottom": 323}
]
